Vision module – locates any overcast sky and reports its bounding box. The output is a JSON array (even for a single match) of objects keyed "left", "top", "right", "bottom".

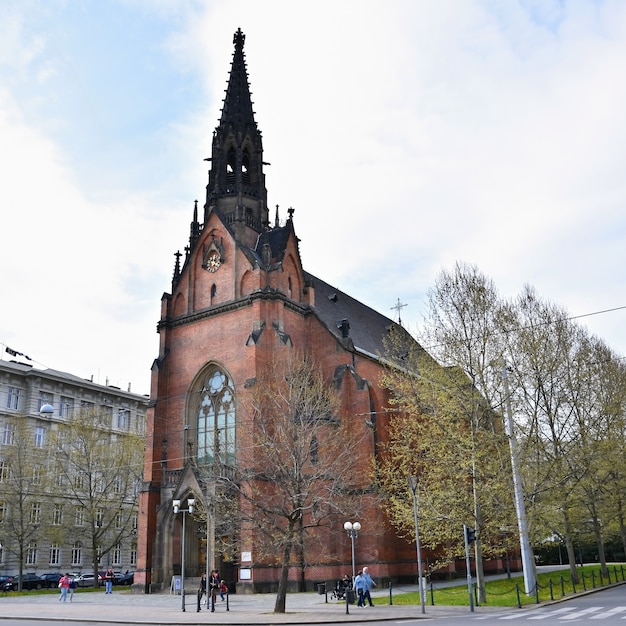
[{"left": 1, "top": 0, "right": 625, "bottom": 396}]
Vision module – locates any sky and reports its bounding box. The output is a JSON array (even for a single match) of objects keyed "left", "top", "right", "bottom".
[{"left": 1, "top": 0, "right": 625, "bottom": 396}]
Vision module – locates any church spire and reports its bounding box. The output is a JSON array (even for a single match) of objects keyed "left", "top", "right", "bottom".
[{"left": 204, "top": 28, "right": 269, "bottom": 248}]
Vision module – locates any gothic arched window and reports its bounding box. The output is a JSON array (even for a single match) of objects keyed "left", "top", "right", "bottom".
[{"left": 197, "top": 368, "right": 236, "bottom": 466}]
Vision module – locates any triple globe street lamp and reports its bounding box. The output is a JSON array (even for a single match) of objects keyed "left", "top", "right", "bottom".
[{"left": 173, "top": 497, "right": 195, "bottom": 612}]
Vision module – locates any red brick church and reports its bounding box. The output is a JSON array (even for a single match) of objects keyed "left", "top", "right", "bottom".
[{"left": 134, "top": 29, "right": 426, "bottom": 594}]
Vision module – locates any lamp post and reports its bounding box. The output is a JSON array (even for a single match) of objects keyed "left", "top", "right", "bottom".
[
  {"left": 343, "top": 521, "right": 361, "bottom": 579},
  {"left": 173, "top": 497, "right": 195, "bottom": 612},
  {"left": 408, "top": 476, "right": 425, "bottom": 614}
]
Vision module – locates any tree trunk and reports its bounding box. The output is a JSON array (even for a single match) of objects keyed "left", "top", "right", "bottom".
[
  {"left": 563, "top": 530, "right": 579, "bottom": 584},
  {"left": 274, "top": 542, "right": 292, "bottom": 613},
  {"left": 617, "top": 500, "right": 626, "bottom": 558},
  {"left": 591, "top": 517, "right": 608, "bottom": 577}
]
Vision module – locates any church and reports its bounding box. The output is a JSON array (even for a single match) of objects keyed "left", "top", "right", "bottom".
[{"left": 134, "top": 29, "right": 424, "bottom": 594}]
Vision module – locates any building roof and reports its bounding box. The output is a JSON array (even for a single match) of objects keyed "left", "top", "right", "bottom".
[{"left": 305, "top": 271, "right": 411, "bottom": 360}]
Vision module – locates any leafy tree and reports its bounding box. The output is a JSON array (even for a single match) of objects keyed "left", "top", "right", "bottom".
[
  {"left": 379, "top": 324, "right": 514, "bottom": 601},
  {"left": 50, "top": 407, "right": 144, "bottom": 586},
  {"left": 217, "top": 353, "right": 369, "bottom": 613},
  {"left": 412, "top": 262, "right": 515, "bottom": 600}
]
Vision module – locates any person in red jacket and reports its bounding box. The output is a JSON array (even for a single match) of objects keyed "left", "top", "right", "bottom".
[{"left": 58, "top": 573, "right": 70, "bottom": 603}]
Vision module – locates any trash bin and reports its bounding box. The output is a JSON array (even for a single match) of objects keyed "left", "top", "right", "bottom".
[
  {"left": 346, "top": 589, "right": 355, "bottom": 604},
  {"left": 317, "top": 582, "right": 326, "bottom": 595}
]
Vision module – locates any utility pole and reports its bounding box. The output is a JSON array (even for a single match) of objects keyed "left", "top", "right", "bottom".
[{"left": 502, "top": 365, "right": 536, "bottom": 595}]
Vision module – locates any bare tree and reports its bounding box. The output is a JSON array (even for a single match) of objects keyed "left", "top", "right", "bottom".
[
  {"left": 50, "top": 407, "right": 143, "bottom": 587},
  {"left": 219, "top": 353, "right": 369, "bottom": 613},
  {"left": 0, "top": 418, "right": 51, "bottom": 590}
]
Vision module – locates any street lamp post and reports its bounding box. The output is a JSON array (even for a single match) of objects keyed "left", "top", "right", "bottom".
[
  {"left": 173, "top": 497, "right": 195, "bottom": 612},
  {"left": 408, "top": 476, "right": 426, "bottom": 614},
  {"left": 343, "top": 521, "right": 361, "bottom": 579}
]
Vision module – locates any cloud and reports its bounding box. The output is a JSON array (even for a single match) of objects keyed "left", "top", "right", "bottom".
[{"left": 1, "top": 0, "right": 626, "bottom": 394}]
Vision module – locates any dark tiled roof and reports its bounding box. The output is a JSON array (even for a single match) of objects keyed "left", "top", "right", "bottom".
[
  {"left": 255, "top": 223, "right": 292, "bottom": 263},
  {"left": 304, "top": 271, "right": 406, "bottom": 359}
]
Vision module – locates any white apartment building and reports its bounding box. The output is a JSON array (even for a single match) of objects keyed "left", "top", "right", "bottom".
[{"left": 0, "top": 357, "right": 148, "bottom": 578}]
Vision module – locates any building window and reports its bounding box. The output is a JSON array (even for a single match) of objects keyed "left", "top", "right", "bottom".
[
  {"left": 32, "top": 466, "right": 43, "bottom": 485},
  {"left": 52, "top": 504, "right": 63, "bottom": 526},
  {"left": 196, "top": 367, "right": 236, "bottom": 466},
  {"left": 115, "top": 511, "right": 123, "bottom": 529},
  {"left": 95, "top": 508, "right": 104, "bottom": 527},
  {"left": 2, "top": 423, "right": 15, "bottom": 446},
  {"left": 26, "top": 543, "right": 38, "bottom": 565},
  {"left": 34, "top": 426, "right": 46, "bottom": 448},
  {"left": 0, "top": 501, "right": 6, "bottom": 523},
  {"left": 38, "top": 391, "right": 53, "bottom": 412},
  {"left": 0, "top": 461, "right": 9, "bottom": 482},
  {"left": 112, "top": 544, "right": 122, "bottom": 566},
  {"left": 136, "top": 414, "right": 146, "bottom": 435},
  {"left": 113, "top": 475, "right": 122, "bottom": 494},
  {"left": 30, "top": 502, "right": 41, "bottom": 525},
  {"left": 75, "top": 506, "right": 85, "bottom": 527},
  {"left": 59, "top": 396, "right": 74, "bottom": 418},
  {"left": 6, "top": 387, "right": 20, "bottom": 410},
  {"left": 132, "top": 513, "right": 138, "bottom": 531},
  {"left": 49, "top": 544, "right": 61, "bottom": 565},
  {"left": 116, "top": 406, "right": 130, "bottom": 430},
  {"left": 71, "top": 542, "right": 82, "bottom": 566},
  {"left": 100, "top": 405, "right": 113, "bottom": 427},
  {"left": 74, "top": 473, "right": 84, "bottom": 490},
  {"left": 310, "top": 436, "right": 319, "bottom": 465},
  {"left": 130, "top": 543, "right": 137, "bottom": 566}
]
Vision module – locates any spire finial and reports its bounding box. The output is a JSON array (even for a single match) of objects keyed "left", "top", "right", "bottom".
[
  {"left": 234, "top": 27, "right": 245, "bottom": 50},
  {"left": 274, "top": 204, "right": 280, "bottom": 228}
]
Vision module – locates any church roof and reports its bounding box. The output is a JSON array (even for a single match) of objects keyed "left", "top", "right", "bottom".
[{"left": 304, "top": 271, "right": 405, "bottom": 360}]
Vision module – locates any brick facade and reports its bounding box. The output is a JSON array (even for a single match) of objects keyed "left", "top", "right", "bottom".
[{"left": 134, "top": 29, "right": 430, "bottom": 594}]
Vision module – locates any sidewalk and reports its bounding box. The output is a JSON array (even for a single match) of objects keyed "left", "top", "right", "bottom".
[
  {"left": 0, "top": 568, "right": 583, "bottom": 624},
  {"left": 0, "top": 586, "right": 474, "bottom": 624}
]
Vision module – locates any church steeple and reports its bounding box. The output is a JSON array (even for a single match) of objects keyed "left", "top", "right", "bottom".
[{"left": 204, "top": 28, "right": 269, "bottom": 248}]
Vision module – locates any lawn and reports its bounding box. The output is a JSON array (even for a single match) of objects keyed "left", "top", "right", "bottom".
[{"left": 376, "top": 564, "right": 626, "bottom": 608}]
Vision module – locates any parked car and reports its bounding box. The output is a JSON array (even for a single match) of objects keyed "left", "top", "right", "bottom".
[
  {"left": 0, "top": 575, "right": 13, "bottom": 591},
  {"left": 39, "top": 573, "right": 62, "bottom": 588},
  {"left": 5, "top": 574, "right": 44, "bottom": 591},
  {"left": 75, "top": 573, "right": 99, "bottom": 588},
  {"left": 117, "top": 571, "right": 134, "bottom": 585}
]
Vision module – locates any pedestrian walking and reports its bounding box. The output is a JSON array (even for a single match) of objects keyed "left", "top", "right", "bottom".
[
  {"left": 198, "top": 572, "right": 207, "bottom": 606},
  {"left": 69, "top": 575, "right": 77, "bottom": 601},
  {"left": 209, "top": 569, "right": 220, "bottom": 612},
  {"left": 58, "top": 573, "right": 70, "bottom": 602},
  {"left": 104, "top": 568, "right": 115, "bottom": 594},
  {"left": 362, "top": 566, "right": 376, "bottom": 606},
  {"left": 353, "top": 570, "right": 365, "bottom": 607}
]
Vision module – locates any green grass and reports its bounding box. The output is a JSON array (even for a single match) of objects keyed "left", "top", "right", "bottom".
[
  {"left": 1, "top": 585, "right": 123, "bottom": 598},
  {"left": 374, "top": 564, "right": 626, "bottom": 608}
]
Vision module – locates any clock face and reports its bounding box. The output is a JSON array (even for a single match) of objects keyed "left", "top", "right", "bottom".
[{"left": 207, "top": 251, "right": 221, "bottom": 272}]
